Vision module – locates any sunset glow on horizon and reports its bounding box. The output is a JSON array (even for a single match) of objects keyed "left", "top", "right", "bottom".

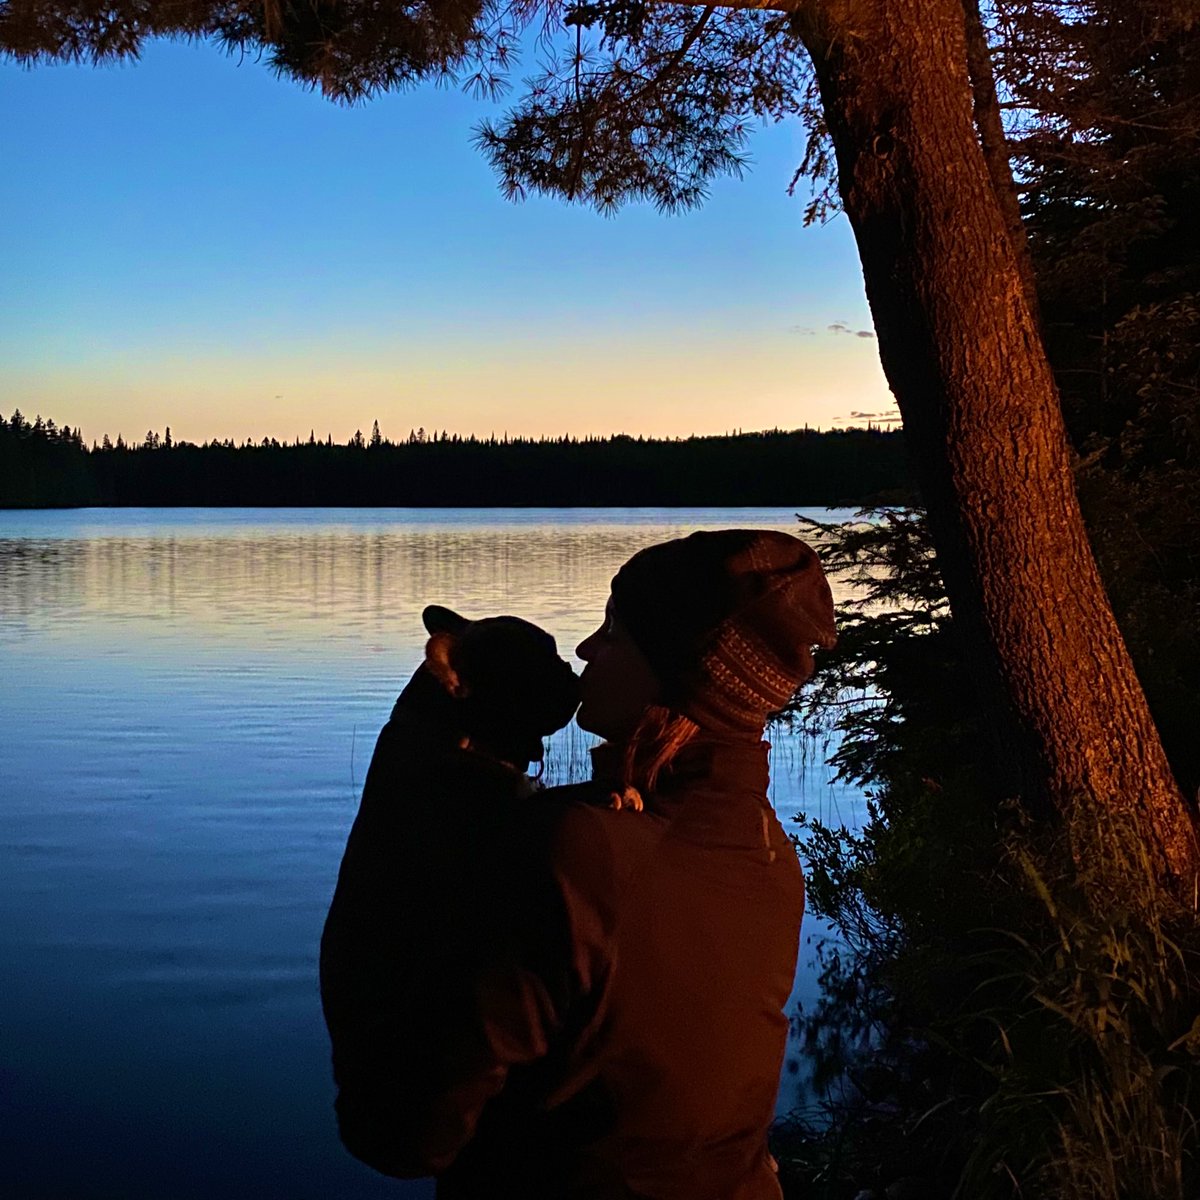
[{"left": 2, "top": 38, "right": 897, "bottom": 448}]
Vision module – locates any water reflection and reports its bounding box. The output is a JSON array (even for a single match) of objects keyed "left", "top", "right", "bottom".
[
  {"left": 0, "top": 508, "right": 864, "bottom": 1199},
  {"left": 2, "top": 517, "right": 827, "bottom": 647}
]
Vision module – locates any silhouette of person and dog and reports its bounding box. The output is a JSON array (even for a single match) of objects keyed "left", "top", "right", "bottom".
[{"left": 321, "top": 529, "right": 836, "bottom": 1199}]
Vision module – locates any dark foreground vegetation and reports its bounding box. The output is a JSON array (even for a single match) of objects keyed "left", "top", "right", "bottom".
[
  {"left": 771, "top": 4, "right": 1200, "bottom": 1197},
  {"left": 0, "top": 421, "right": 908, "bottom": 508}
]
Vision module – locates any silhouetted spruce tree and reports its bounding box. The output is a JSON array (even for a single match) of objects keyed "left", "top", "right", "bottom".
[{"left": 0, "top": 409, "right": 96, "bottom": 506}]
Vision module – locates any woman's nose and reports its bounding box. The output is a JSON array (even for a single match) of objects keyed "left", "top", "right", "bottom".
[{"left": 576, "top": 631, "right": 597, "bottom": 661}]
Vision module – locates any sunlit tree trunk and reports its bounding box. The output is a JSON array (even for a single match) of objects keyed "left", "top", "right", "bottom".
[
  {"left": 957, "top": 0, "right": 1038, "bottom": 321},
  {"left": 787, "top": 0, "right": 1199, "bottom": 884}
]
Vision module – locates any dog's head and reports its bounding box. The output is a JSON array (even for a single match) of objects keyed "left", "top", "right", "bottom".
[{"left": 421, "top": 604, "right": 579, "bottom": 769}]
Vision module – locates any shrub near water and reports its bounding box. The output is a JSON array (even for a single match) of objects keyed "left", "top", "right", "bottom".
[{"left": 771, "top": 511, "right": 1200, "bottom": 1200}]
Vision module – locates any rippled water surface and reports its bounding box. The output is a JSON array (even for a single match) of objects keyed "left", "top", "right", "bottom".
[{"left": 0, "top": 507, "right": 865, "bottom": 1199}]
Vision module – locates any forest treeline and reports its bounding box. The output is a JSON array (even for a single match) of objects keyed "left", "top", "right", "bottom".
[{"left": 0, "top": 416, "right": 909, "bottom": 508}]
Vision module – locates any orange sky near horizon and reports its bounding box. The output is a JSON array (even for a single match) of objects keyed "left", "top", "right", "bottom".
[
  {"left": 7, "top": 321, "right": 896, "bottom": 447},
  {"left": 3, "top": 41, "right": 899, "bottom": 449}
]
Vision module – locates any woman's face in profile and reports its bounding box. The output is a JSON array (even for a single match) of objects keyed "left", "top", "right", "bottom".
[{"left": 575, "top": 598, "right": 661, "bottom": 739}]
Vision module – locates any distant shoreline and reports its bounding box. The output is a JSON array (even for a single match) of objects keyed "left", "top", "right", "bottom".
[{"left": 2, "top": 421, "right": 911, "bottom": 510}]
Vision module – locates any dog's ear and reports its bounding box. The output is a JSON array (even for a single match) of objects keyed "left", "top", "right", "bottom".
[{"left": 424, "top": 632, "right": 470, "bottom": 699}]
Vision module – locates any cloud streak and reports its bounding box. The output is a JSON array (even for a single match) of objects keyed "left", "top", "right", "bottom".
[
  {"left": 828, "top": 321, "right": 876, "bottom": 339},
  {"left": 833, "top": 409, "right": 902, "bottom": 427},
  {"left": 788, "top": 321, "right": 877, "bottom": 339}
]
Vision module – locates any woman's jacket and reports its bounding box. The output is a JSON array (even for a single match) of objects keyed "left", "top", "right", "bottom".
[{"left": 321, "top": 713, "right": 805, "bottom": 1200}]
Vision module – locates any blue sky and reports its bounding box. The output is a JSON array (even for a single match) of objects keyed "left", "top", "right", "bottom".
[{"left": 1, "top": 37, "right": 895, "bottom": 444}]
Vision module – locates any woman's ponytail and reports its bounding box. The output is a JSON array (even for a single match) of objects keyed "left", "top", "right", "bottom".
[{"left": 619, "top": 704, "right": 700, "bottom": 797}]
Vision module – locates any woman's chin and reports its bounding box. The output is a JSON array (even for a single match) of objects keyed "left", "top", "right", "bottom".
[
  {"left": 576, "top": 704, "right": 623, "bottom": 741},
  {"left": 578, "top": 705, "right": 644, "bottom": 743}
]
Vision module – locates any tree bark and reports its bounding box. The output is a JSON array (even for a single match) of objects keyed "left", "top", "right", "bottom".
[
  {"left": 792, "top": 0, "right": 1199, "bottom": 885},
  {"left": 958, "top": 0, "right": 1039, "bottom": 323}
]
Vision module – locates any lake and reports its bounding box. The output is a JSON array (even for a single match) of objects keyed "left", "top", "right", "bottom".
[{"left": 0, "top": 507, "right": 867, "bottom": 1200}]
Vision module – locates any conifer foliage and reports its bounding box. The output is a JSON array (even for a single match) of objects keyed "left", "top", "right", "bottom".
[
  {"left": 0, "top": 409, "right": 95, "bottom": 506},
  {"left": 0, "top": 0, "right": 491, "bottom": 100},
  {"left": 1, "top": 0, "right": 812, "bottom": 212}
]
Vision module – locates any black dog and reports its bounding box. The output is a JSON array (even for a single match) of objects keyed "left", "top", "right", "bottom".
[{"left": 319, "top": 607, "right": 579, "bottom": 1176}]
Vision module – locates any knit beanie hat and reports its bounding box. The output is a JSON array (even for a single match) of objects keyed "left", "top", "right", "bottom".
[{"left": 609, "top": 529, "right": 836, "bottom": 732}]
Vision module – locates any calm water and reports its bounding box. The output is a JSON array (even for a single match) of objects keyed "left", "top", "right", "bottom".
[{"left": 0, "top": 507, "right": 865, "bottom": 1200}]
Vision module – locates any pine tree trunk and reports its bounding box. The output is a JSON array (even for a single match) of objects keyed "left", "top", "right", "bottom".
[
  {"left": 958, "top": 0, "right": 1039, "bottom": 322},
  {"left": 795, "top": 0, "right": 1199, "bottom": 884}
]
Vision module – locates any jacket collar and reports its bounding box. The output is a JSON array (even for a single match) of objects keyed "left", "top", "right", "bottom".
[{"left": 590, "top": 735, "right": 770, "bottom": 798}]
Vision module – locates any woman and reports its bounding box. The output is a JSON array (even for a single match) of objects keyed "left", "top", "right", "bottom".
[{"left": 326, "top": 529, "right": 836, "bottom": 1200}]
